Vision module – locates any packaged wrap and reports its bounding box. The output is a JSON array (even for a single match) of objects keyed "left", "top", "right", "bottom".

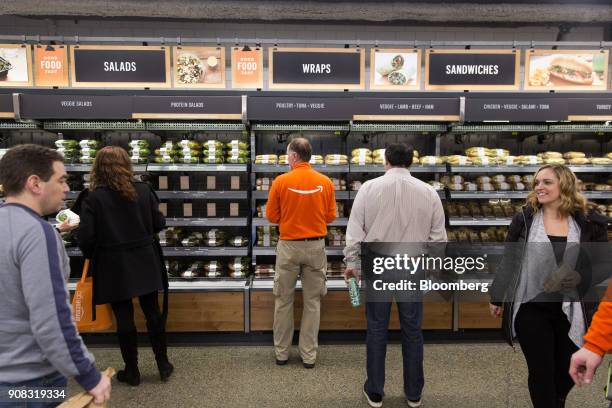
[
  {"left": 539, "top": 151, "right": 563, "bottom": 159},
  {"left": 429, "top": 181, "right": 444, "bottom": 190},
  {"left": 128, "top": 140, "right": 150, "bottom": 149},
  {"left": 177, "top": 148, "right": 202, "bottom": 158},
  {"left": 351, "top": 156, "right": 373, "bottom": 165},
  {"left": 226, "top": 140, "right": 249, "bottom": 150},
  {"left": 351, "top": 148, "right": 372, "bottom": 157},
  {"left": 155, "top": 148, "right": 178, "bottom": 157},
  {"left": 228, "top": 257, "right": 250, "bottom": 278},
  {"left": 181, "top": 262, "right": 203, "bottom": 279},
  {"left": 201, "top": 156, "right": 224, "bottom": 164},
  {"left": 441, "top": 175, "right": 464, "bottom": 185},
  {"left": 563, "top": 151, "right": 586, "bottom": 159},
  {"left": 55, "top": 139, "right": 78, "bottom": 149},
  {"left": 568, "top": 157, "right": 590, "bottom": 165},
  {"left": 225, "top": 157, "right": 247, "bottom": 164},
  {"left": 465, "top": 147, "right": 489, "bottom": 158},
  {"left": 590, "top": 157, "right": 612, "bottom": 165},
  {"left": 177, "top": 140, "right": 201, "bottom": 150},
  {"left": 154, "top": 156, "right": 178, "bottom": 164},
  {"left": 420, "top": 156, "right": 444, "bottom": 165},
  {"left": 130, "top": 147, "right": 151, "bottom": 156},
  {"left": 178, "top": 156, "right": 200, "bottom": 164},
  {"left": 204, "top": 229, "right": 226, "bottom": 247},
  {"left": 79, "top": 140, "right": 100, "bottom": 149},
  {"left": 447, "top": 155, "right": 472, "bottom": 166},
  {"left": 228, "top": 236, "right": 249, "bottom": 247},
  {"left": 544, "top": 158, "right": 566, "bottom": 165},
  {"left": 203, "top": 261, "right": 224, "bottom": 278}
]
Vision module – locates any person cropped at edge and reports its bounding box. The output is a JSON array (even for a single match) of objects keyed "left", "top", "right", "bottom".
[
  {"left": 343, "top": 143, "right": 447, "bottom": 408},
  {"left": 569, "top": 278, "right": 612, "bottom": 396},
  {"left": 76, "top": 146, "right": 173, "bottom": 386},
  {"left": 0, "top": 144, "right": 111, "bottom": 407},
  {"left": 265, "top": 137, "right": 336, "bottom": 368},
  {"left": 489, "top": 164, "right": 610, "bottom": 408}
]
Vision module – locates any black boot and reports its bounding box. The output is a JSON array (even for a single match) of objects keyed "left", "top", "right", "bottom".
[
  {"left": 116, "top": 331, "right": 140, "bottom": 386},
  {"left": 147, "top": 317, "right": 174, "bottom": 382}
]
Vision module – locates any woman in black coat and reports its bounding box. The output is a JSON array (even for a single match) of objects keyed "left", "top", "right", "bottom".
[
  {"left": 77, "top": 146, "right": 173, "bottom": 386},
  {"left": 489, "top": 164, "right": 610, "bottom": 408}
]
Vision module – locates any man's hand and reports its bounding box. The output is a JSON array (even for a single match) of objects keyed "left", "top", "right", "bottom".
[
  {"left": 344, "top": 268, "right": 360, "bottom": 284},
  {"left": 57, "top": 221, "right": 79, "bottom": 233},
  {"left": 489, "top": 303, "right": 502, "bottom": 318},
  {"left": 569, "top": 347, "right": 603, "bottom": 386},
  {"left": 88, "top": 375, "right": 111, "bottom": 404}
]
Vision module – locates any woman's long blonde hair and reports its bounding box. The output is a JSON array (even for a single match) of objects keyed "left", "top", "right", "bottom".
[
  {"left": 526, "top": 164, "right": 588, "bottom": 216},
  {"left": 89, "top": 146, "right": 137, "bottom": 202}
]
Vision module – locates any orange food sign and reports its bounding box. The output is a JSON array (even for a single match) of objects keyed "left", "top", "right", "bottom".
[
  {"left": 231, "top": 48, "right": 263, "bottom": 89},
  {"left": 34, "top": 46, "right": 69, "bottom": 87}
]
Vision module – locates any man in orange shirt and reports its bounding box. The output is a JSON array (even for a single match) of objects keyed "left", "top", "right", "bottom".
[
  {"left": 569, "top": 283, "right": 612, "bottom": 393},
  {"left": 266, "top": 138, "right": 336, "bottom": 368}
]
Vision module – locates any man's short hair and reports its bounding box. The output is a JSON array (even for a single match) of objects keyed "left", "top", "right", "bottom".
[
  {"left": 287, "top": 138, "right": 312, "bottom": 162},
  {"left": 384, "top": 143, "right": 414, "bottom": 168},
  {"left": 0, "top": 144, "right": 64, "bottom": 196}
]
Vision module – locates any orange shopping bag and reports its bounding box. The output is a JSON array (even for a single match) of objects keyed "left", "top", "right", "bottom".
[{"left": 72, "top": 259, "right": 113, "bottom": 332}]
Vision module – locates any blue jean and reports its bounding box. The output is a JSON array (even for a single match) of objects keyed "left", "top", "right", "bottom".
[
  {"left": 365, "top": 300, "right": 424, "bottom": 400},
  {"left": 0, "top": 371, "right": 67, "bottom": 408}
]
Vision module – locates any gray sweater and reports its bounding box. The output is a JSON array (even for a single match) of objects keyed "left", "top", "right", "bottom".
[{"left": 0, "top": 203, "right": 101, "bottom": 390}]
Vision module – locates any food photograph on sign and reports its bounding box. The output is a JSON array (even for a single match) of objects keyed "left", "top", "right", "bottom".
[
  {"left": 526, "top": 51, "right": 608, "bottom": 90},
  {"left": 371, "top": 50, "right": 420, "bottom": 89},
  {"left": 174, "top": 47, "right": 225, "bottom": 87},
  {"left": 0, "top": 46, "right": 30, "bottom": 83}
]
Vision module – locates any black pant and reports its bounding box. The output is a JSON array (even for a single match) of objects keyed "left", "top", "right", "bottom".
[
  {"left": 111, "top": 291, "right": 161, "bottom": 334},
  {"left": 515, "top": 302, "right": 578, "bottom": 408}
]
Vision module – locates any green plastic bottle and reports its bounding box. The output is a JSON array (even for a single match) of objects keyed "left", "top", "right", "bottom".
[{"left": 348, "top": 277, "right": 361, "bottom": 307}]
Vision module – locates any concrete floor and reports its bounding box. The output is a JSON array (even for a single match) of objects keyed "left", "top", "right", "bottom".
[{"left": 68, "top": 343, "right": 612, "bottom": 408}]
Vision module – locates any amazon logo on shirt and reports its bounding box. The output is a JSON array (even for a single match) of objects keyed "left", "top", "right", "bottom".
[{"left": 288, "top": 185, "right": 323, "bottom": 195}]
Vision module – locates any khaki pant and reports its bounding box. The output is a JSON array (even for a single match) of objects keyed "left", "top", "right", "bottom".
[{"left": 273, "top": 239, "right": 327, "bottom": 364}]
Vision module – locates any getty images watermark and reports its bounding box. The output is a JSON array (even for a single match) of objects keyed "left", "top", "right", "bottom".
[
  {"left": 371, "top": 252, "right": 490, "bottom": 293},
  {"left": 360, "top": 241, "right": 612, "bottom": 303}
]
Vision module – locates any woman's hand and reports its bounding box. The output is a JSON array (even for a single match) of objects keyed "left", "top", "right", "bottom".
[{"left": 489, "top": 303, "right": 502, "bottom": 318}]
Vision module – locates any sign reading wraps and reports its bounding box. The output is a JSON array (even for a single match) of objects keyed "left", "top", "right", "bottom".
[
  {"left": 465, "top": 98, "right": 568, "bottom": 122},
  {"left": 132, "top": 96, "right": 242, "bottom": 119},
  {"left": 20, "top": 94, "right": 132, "bottom": 119},
  {"left": 269, "top": 48, "right": 365, "bottom": 90},
  {"left": 353, "top": 98, "right": 460, "bottom": 121},
  {"left": 567, "top": 98, "right": 612, "bottom": 121},
  {"left": 247, "top": 96, "right": 352, "bottom": 121},
  {"left": 426, "top": 49, "right": 520, "bottom": 90},
  {"left": 71, "top": 46, "right": 170, "bottom": 88}
]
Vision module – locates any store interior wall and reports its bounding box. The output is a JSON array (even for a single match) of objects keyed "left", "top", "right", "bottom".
[{"left": 0, "top": 17, "right": 606, "bottom": 91}]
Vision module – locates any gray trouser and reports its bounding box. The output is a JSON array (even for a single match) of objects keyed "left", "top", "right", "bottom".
[{"left": 273, "top": 239, "right": 327, "bottom": 363}]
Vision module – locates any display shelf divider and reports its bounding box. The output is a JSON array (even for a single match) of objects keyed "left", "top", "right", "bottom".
[
  {"left": 165, "top": 217, "right": 248, "bottom": 227},
  {"left": 147, "top": 164, "right": 247, "bottom": 172}
]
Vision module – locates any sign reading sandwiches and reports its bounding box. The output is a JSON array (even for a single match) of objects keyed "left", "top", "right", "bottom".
[
  {"left": 525, "top": 50, "right": 609, "bottom": 91},
  {"left": 425, "top": 49, "right": 520, "bottom": 91},
  {"left": 71, "top": 45, "right": 171, "bottom": 88},
  {"left": 269, "top": 47, "right": 365, "bottom": 90}
]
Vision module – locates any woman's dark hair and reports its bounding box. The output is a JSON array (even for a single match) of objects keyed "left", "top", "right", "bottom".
[
  {"left": 90, "top": 146, "right": 137, "bottom": 202},
  {"left": 384, "top": 143, "right": 414, "bottom": 167},
  {"left": 0, "top": 144, "right": 63, "bottom": 196}
]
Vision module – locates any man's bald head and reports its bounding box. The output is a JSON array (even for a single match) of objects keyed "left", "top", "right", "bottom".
[{"left": 287, "top": 138, "right": 312, "bottom": 163}]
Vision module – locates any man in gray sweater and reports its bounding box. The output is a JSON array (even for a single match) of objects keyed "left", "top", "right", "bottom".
[{"left": 0, "top": 144, "right": 110, "bottom": 406}]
